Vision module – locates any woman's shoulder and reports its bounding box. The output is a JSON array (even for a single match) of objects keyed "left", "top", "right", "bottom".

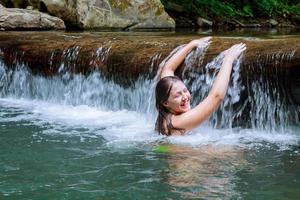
[{"left": 169, "top": 114, "right": 186, "bottom": 136}]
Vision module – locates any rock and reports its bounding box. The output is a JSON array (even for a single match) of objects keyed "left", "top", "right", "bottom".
[
  {"left": 0, "top": 4, "right": 65, "bottom": 30},
  {"left": 279, "top": 23, "right": 295, "bottom": 28},
  {"left": 244, "top": 23, "right": 261, "bottom": 28},
  {"left": 26, "top": 5, "right": 33, "bottom": 10},
  {"left": 197, "top": 17, "right": 212, "bottom": 27},
  {"left": 23, "top": 0, "right": 175, "bottom": 30},
  {"left": 269, "top": 19, "right": 278, "bottom": 26},
  {"left": 6, "top": 0, "right": 27, "bottom": 8},
  {"left": 0, "top": 31, "right": 299, "bottom": 80},
  {"left": 232, "top": 19, "right": 245, "bottom": 27},
  {"left": 160, "top": 1, "right": 198, "bottom": 28}
]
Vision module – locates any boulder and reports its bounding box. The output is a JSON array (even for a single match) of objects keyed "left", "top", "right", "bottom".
[
  {"left": 269, "top": 19, "right": 278, "bottom": 26},
  {"left": 197, "top": 17, "right": 212, "bottom": 27},
  {"left": 23, "top": 0, "right": 175, "bottom": 30},
  {"left": 0, "top": 4, "right": 65, "bottom": 30}
]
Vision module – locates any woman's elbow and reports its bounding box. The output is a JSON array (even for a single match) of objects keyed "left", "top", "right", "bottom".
[{"left": 210, "top": 92, "right": 225, "bottom": 104}]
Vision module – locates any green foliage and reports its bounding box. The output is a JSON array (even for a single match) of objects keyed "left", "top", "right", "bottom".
[
  {"left": 161, "top": 0, "right": 300, "bottom": 23},
  {"left": 243, "top": 4, "right": 254, "bottom": 17}
]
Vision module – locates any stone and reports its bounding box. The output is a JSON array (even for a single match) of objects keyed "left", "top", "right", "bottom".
[
  {"left": 279, "top": 23, "right": 295, "bottom": 27},
  {"left": 0, "top": 4, "right": 65, "bottom": 30},
  {"left": 232, "top": 19, "right": 245, "bottom": 27},
  {"left": 269, "top": 19, "right": 278, "bottom": 26},
  {"left": 25, "top": 0, "right": 175, "bottom": 29},
  {"left": 0, "top": 31, "right": 299, "bottom": 81},
  {"left": 197, "top": 17, "right": 213, "bottom": 27},
  {"left": 244, "top": 23, "right": 261, "bottom": 28},
  {"left": 26, "top": 5, "right": 33, "bottom": 10}
]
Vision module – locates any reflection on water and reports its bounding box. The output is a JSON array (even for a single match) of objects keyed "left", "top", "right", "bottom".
[
  {"left": 193, "top": 27, "right": 300, "bottom": 37},
  {"left": 164, "top": 145, "right": 246, "bottom": 199}
]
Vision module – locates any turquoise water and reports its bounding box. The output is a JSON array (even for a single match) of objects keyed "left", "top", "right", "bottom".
[
  {"left": 0, "top": 107, "right": 299, "bottom": 199},
  {"left": 1, "top": 32, "right": 300, "bottom": 199}
]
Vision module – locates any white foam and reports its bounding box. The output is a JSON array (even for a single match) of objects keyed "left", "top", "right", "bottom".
[
  {"left": 168, "top": 126, "right": 298, "bottom": 150},
  {"left": 0, "top": 98, "right": 298, "bottom": 150},
  {"left": 0, "top": 98, "right": 161, "bottom": 142}
]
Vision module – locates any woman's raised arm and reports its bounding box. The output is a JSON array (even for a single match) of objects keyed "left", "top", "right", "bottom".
[
  {"left": 160, "top": 37, "right": 212, "bottom": 79},
  {"left": 172, "top": 43, "right": 246, "bottom": 131}
]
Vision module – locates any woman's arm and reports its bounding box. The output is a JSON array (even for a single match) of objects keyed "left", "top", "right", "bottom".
[
  {"left": 172, "top": 43, "right": 246, "bottom": 131},
  {"left": 160, "top": 37, "right": 212, "bottom": 79}
]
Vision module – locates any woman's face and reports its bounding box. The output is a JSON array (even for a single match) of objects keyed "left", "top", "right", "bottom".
[{"left": 164, "top": 81, "right": 191, "bottom": 114}]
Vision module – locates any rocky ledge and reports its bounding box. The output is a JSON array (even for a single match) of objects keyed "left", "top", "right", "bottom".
[
  {"left": 0, "top": 32, "right": 299, "bottom": 120},
  {"left": 0, "top": 32, "right": 299, "bottom": 92}
]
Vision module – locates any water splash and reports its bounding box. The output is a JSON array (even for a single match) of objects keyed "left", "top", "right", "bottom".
[
  {"left": 182, "top": 49, "right": 300, "bottom": 131},
  {"left": 184, "top": 50, "right": 245, "bottom": 129},
  {"left": 0, "top": 63, "right": 153, "bottom": 113},
  {"left": 0, "top": 44, "right": 299, "bottom": 137},
  {"left": 149, "top": 43, "right": 210, "bottom": 121},
  {"left": 182, "top": 44, "right": 209, "bottom": 81}
]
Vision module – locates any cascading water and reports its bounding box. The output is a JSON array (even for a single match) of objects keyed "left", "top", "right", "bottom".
[
  {"left": 246, "top": 51, "right": 300, "bottom": 131},
  {"left": 0, "top": 46, "right": 159, "bottom": 144},
  {"left": 0, "top": 47, "right": 153, "bottom": 113},
  {"left": 0, "top": 42, "right": 299, "bottom": 147},
  {"left": 183, "top": 49, "right": 245, "bottom": 129},
  {"left": 182, "top": 47, "right": 300, "bottom": 132}
]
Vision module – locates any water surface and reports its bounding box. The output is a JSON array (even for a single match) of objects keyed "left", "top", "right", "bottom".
[{"left": 0, "top": 32, "right": 300, "bottom": 199}]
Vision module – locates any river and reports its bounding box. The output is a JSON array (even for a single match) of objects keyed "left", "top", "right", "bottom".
[{"left": 0, "top": 31, "right": 299, "bottom": 199}]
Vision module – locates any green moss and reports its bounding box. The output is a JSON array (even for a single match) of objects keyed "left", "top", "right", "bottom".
[
  {"left": 108, "top": 0, "right": 131, "bottom": 11},
  {"left": 155, "top": 4, "right": 165, "bottom": 16}
]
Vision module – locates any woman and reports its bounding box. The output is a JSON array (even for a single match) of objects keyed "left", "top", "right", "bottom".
[{"left": 155, "top": 37, "right": 246, "bottom": 136}]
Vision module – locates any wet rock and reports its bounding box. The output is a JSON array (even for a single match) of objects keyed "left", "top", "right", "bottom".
[
  {"left": 289, "top": 67, "right": 300, "bottom": 105},
  {"left": 0, "top": 32, "right": 299, "bottom": 83},
  {"left": 0, "top": 4, "right": 65, "bottom": 30}
]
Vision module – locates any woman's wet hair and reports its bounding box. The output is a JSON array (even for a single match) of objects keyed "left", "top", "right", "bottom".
[{"left": 155, "top": 76, "right": 184, "bottom": 136}]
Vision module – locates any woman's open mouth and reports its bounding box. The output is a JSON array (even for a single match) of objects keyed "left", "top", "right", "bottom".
[{"left": 180, "top": 101, "right": 190, "bottom": 109}]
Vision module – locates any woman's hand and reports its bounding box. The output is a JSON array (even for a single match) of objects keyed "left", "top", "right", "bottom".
[
  {"left": 224, "top": 43, "right": 246, "bottom": 62},
  {"left": 160, "top": 37, "right": 212, "bottom": 79},
  {"left": 189, "top": 36, "right": 212, "bottom": 48}
]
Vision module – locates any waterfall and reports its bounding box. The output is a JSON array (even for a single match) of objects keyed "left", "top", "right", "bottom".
[
  {"left": 246, "top": 51, "right": 300, "bottom": 131},
  {"left": 0, "top": 44, "right": 299, "bottom": 132},
  {"left": 185, "top": 51, "right": 245, "bottom": 129}
]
